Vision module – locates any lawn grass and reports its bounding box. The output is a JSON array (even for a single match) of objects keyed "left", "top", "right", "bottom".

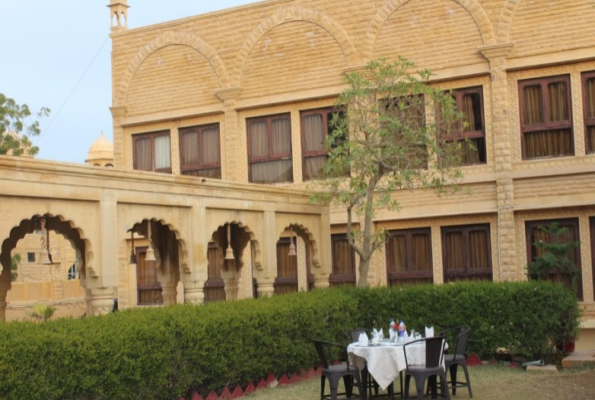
[{"left": 242, "top": 364, "right": 595, "bottom": 400}]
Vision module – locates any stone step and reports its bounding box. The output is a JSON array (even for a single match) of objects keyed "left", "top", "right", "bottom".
[{"left": 561, "top": 350, "right": 595, "bottom": 368}]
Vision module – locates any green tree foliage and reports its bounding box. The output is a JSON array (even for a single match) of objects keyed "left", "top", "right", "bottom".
[
  {"left": 10, "top": 254, "right": 20, "bottom": 282},
  {"left": 528, "top": 222, "right": 580, "bottom": 293},
  {"left": 0, "top": 93, "right": 50, "bottom": 156},
  {"left": 310, "top": 57, "right": 466, "bottom": 286}
]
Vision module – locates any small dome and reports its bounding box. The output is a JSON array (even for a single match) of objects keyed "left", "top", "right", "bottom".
[{"left": 86, "top": 132, "right": 114, "bottom": 166}]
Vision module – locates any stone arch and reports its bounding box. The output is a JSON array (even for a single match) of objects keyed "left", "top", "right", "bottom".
[
  {"left": 210, "top": 219, "right": 259, "bottom": 271},
  {"left": 495, "top": 0, "right": 522, "bottom": 43},
  {"left": 1, "top": 213, "right": 93, "bottom": 286},
  {"left": 126, "top": 217, "right": 188, "bottom": 274},
  {"left": 114, "top": 31, "right": 230, "bottom": 106},
  {"left": 281, "top": 222, "right": 320, "bottom": 269},
  {"left": 362, "top": 0, "right": 496, "bottom": 60},
  {"left": 231, "top": 5, "right": 360, "bottom": 87}
]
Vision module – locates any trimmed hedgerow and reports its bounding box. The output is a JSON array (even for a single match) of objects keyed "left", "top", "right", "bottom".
[{"left": 0, "top": 281, "right": 579, "bottom": 400}]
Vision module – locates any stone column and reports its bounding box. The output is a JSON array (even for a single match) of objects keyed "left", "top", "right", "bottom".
[
  {"left": 480, "top": 44, "right": 517, "bottom": 282},
  {"left": 313, "top": 274, "right": 331, "bottom": 289},
  {"left": 257, "top": 277, "right": 275, "bottom": 297},
  {"left": 161, "top": 282, "right": 178, "bottom": 305},
  {"left": 215, "top": 87, "right": 243, "bottom": 182},
  {"left": 109, "top": 105, "right": 128, "bottom": 169},
  {"left": 183, "top": 281, "right": 205, "bottom": 305},
  {"left": 86, "top": 287, "right": 116, "bottom": 316},
  {"left": 224, "top": 277, "right": 239, "bottom": 300}
]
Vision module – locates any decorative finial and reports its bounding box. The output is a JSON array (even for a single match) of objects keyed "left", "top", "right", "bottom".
[{"left": 108, "top": 1, "right": 129, "bottom": 31}]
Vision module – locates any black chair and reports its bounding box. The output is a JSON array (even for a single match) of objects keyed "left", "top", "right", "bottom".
[
  {"left": 438, "top": 327, "right": 473, "bottom": 398},
  {"left": 313, "top": 339, "right": 364, "bottom": 400},
  {"left": 403, "top": 336, "right": 450, "bottom": 400}
]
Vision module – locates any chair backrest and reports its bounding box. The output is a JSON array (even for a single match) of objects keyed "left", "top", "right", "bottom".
[
  {"left": 403, "top": 336, "right": 446, "bottom": 369},
  {"left": 313, "top": 339, "right": 331, "bottom": 369},
  {"left": 425, "top": 336, "right": 446, "bottom": 368},
  {"left": 453, "top": 327, "right": 471, "bottom": 356},
  {"left": 438, "top": 326, "right": 470, "bottom": 356}
]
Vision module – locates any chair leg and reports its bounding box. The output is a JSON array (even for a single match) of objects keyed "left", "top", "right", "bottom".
[
  {"left": 428, "top": 376, "right": 437, "bottom": 399},
  {"left": 449, "top": 365, "right": 458, "bottom": 395},
  {"left": 440, "top": 373, "right": 451, "bottom": 400},
  {"left": 404, "top": 375, "right": 412, "bottom": 399},
  {"left": 462, "top": 365, "right": 473, "bottom": 398},
  {"left": 320, "top": 375, "right": 326, "bottom": 400},
  {"left": 343, "top": 375, "right": 353, "bottom": 398},
  {"left": 414, "top": 377, "right": 426, "bottom": 400}
]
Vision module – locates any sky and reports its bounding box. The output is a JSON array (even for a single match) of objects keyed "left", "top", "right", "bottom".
[{"left": 2, "top": 0, "right": 254, "bottom": 164}]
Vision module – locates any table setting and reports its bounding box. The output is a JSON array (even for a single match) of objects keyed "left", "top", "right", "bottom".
[{"left": 347, "top": 321, "right": 439, "bottom": 390}]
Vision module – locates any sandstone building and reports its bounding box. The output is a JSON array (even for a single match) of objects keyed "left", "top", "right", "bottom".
[
  {"left": 2, "top": 0, "right": 595, "bottom": 348},
  {"left": 106, "top": 0, "right": 595, "bottom": 346}
]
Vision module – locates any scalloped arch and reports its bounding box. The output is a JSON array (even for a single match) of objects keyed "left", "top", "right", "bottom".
[
  {"left": 211, "top": 220, "right": 261, "bottom": 271},
  {"left": 362, "top": 0, "right": 496, "bottom": 60},
  {"left": 231, "top": 5, "right": 360, "bottom": 87},
  {"left": 130, "top": 217, "right": 188, "bottom": 273},
  {"left": 1, "top": 213, "right": 94, "bottom": 279},
  {"left": 115, "top": 31, "right": 230, "bottom": 106},
  {"left": 283, "top": 223, "right": 320, "bottom": 269}
]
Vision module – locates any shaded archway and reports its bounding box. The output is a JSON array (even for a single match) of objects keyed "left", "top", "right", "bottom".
[
  {"left": 0, "top": 214, "right": 89, "bottom": 321},
  {"left": 128, "top": 219, "right": 182, "bottom": 306},
  {"left": 208, "top": 221, "right": 255, "bottom": 301}
]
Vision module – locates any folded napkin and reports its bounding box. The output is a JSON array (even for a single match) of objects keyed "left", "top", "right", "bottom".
[
  {"left": 378, "top": 328, "right": 384, "bottom": 340},
  {"left": 358, "top": 332, "right": 369, "bottom": 346},
  {"left": 389, "top": 329, "right": 396, "bottom": 341},
  {"left": 425, "top": 326, "right": 434, "bottom": 338},
  {"left": 372, "top": 328, "right": 378, "bottom": 338}
]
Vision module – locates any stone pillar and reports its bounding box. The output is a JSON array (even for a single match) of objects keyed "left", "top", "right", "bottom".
[
  {"left": 86, "top": 287, "right": 116, "bottom": 316},
  {"left": 480, "top": 44, "right": 517, "bottom": 282},
  {"left": 161, "top": 282, "right": 178, "bottom": 305},
  {"left": 224, "top": 277, "right": 239, "bottom": 300},
  {"left": 257, "top": 277, "right": 275, "bottom": 297},
  {"left": 109, "top": 105, "right": 128, "bottom": 169},
  {"left": 183, "top": 281, "right": 205, "bottom": 305},
  {"left": 313, "top": 274, "right": 331, "bottom": 289},
  {"left": 215, "top": 87, "right": 243, "bottom": 182}
]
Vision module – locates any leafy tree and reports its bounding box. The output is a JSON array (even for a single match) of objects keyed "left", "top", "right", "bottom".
[
  {"left": 0, "top": 93, "right": 50, "bottom": 156},
  {"left": 528, "top": 222, "right": 580, "bottom": 292},
  {"left": 310, "top": 57, "right": 466, "bottom": 287},
  {"left": 10, "top": 254, "right": 20, "bottom": 282}
]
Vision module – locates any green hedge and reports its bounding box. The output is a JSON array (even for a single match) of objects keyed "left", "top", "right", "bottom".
[{"left": 0, "top": 281, "right": 579, "bottom": 400}]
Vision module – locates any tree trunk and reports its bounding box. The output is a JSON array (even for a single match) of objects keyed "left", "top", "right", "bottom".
[{"left": 357, "top": 254, "right": 371, "bottom": 287}]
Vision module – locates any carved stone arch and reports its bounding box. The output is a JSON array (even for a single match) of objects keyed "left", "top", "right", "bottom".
[
  {"left": 362, "top": 0, "right": 496, "bottom": 60},
  {"left": 130, "top": 217, "right": 188, "bottom": 273},
  {"left": 495, "top": 0, "right": 522, "bottom": 43},
  {"left": 114, "top": 31, "right": 230, "bottom": 106},
  {"left": 282, "top": 222, "right": 320, "bottom": 269},
  {"left": 210, "top": 220, "right": 259, "bottom": 271},
  {"left": 231, "top": 5, "right": 360, "bottom": 87},
  {"left": 1, "top": 213, "right": 93, "bottom": 282}
]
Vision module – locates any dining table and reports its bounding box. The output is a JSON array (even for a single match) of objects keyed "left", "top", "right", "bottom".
[{"left": 347, "top": 338, "right": 443, "bottom": 391}]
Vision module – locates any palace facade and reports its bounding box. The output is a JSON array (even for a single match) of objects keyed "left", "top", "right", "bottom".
[
  {"left": 107, "top": 0, "right": 595, "bottom": 347},
  {"left": 3, "top": 0, "right": 595, "bottom": 348}
]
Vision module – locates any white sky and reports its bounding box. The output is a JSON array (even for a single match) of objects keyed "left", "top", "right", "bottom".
[{"left": 1, "top": 0, "right": 254, "bottom": 164}]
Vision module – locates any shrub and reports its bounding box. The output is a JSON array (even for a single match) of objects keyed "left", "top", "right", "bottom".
[{"left": 0, "top": 281, "right": 579, "bottom": 399}]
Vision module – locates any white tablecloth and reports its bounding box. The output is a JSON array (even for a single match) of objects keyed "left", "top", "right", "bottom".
[{"left": 347, "top": 341, "right": 426, "bottom": 390}]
